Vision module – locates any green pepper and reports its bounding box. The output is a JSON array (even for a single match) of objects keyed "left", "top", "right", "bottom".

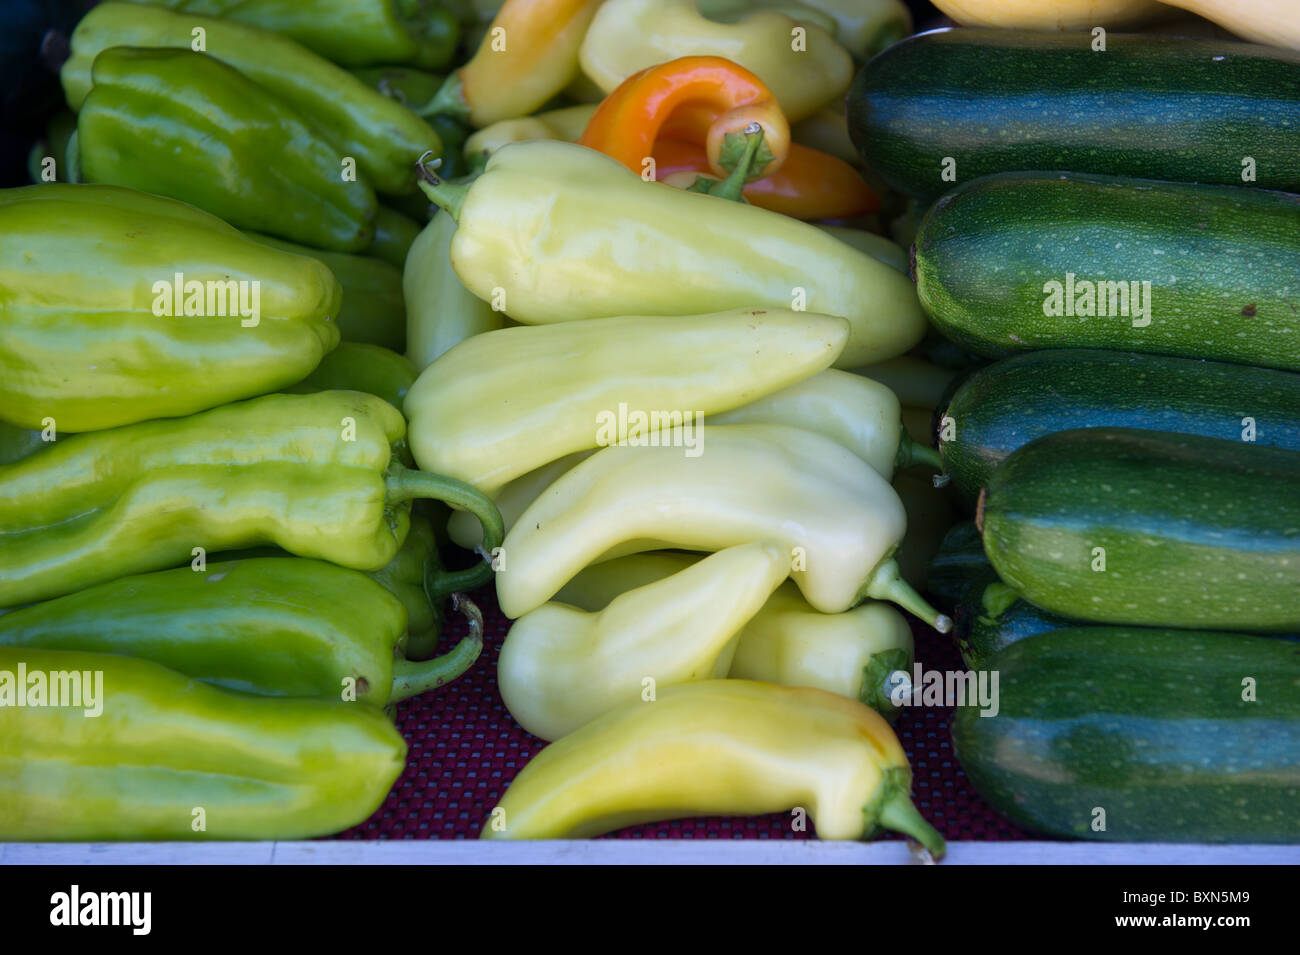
[
  {"left": 63, "top": 2, "right": 442, "bottom": 195},
  {"left": 369, "top": 205, "right": 424, "bottom": 268},
  {"left": 0, "top": 184, "right": 341, "bottom": 433},
  {"left": 289, "top": 342, "right": 418, "bottom": 410},
  {"left": 123, "top": 0, "right": 460, "bottom": 69},
  {"left": 0, "top": 390, "right": 503, "bottom": 608},
  {"left": 77, "top": 47, "right": 377, "bottom": 251},
  {"left": 0, "top": 646, "right": 406, "bottom": 840},
  {"left": 362, "top": 514, "right": 447, "bottom": 660},
  {"left": 352, "top": 67, "right": 473, "bottom": 180},
  {"left": 0, "top": 556, "right": 482, "bottom": 704},
  {"left": 247, "top": 233, "right": 405, "bottom": 349},
  {"left": 0, "top": 421, "right": 51, "bottom": 467},
  {"left": 405, "top": 209, "right": 503, "bottom": 369}
]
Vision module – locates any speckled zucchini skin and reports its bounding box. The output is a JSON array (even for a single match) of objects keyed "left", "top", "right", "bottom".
[
  {"left": 981, "top": 428, "right": 1300, "bottom": 631},
  {"left": 848, "top": 29, "right": 1300, "bottom": 200},
  {"left": 940, "top": 350, "right": 1300, "bottom": 502},
  {"left": 952, "top": 628, "right": 1300, "bottom": 843},
  {"left": 913, "top": 173, "right": 1300, "bottom": 372}
]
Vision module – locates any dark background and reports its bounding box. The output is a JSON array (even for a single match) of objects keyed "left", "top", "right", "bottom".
[{"left": 0, "top": 0, "right": 946, "bottom": 189}]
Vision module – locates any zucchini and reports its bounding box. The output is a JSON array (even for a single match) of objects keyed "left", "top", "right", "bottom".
[
  {"left": 924, "top": 521, "right": 989, "bottom": 606},
  {"left": 847, "top": 29, "right": 1300, "bottom": 200},
  {"left": 951, "top": 627, "right": 1300, "bottom": 843},
  {"left": 953, "top": 577, "right": 1071, "bottom": 670},
  {"left": 982, "top": 428, "right": 1300, "bottom": 631},
  {"left": 914, "top": 172, "right": 1300, "bottom": 372},
  {"left": 940, "top": 350, "right": 1300, "bottom": 502}
]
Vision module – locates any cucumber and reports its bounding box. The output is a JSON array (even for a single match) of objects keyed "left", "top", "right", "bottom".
[
  {"left": 982, "top": 428, "right": 1300, "bottom": 631},
  {"left": 847, "top": 28, "right": 1300, "bottom": 200},
  {"left": 940, "top": 350, "right": 1300, "bottom": 502},
  {"left": 953, "top": 577, "right": 1072, "bottom": 670},
  {"left": 914, "top": 172, "right": 1300, "bottom": 372},
  {"left": 951, "top": 628, "right": 1300, "bottom": 843},
  {"left": 924, "top": 521, "right": 989, "bottom": 606}
]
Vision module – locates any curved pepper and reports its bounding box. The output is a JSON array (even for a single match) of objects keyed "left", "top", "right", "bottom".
[
  {"left": 62, "top": 3, "right": 442, "bottom": 195},
  {"left": 579, "top": 56, "right": 790, "bottom": 180},
  {"left": 580, "top": 0, "right": 853, "bottom": 122},
  {"left": 555, "top": 552, "right": 915, "bottom": 719},
  {"left": 818, "top": 225, "right": 909, "bottom": 274},
  {"left": 417, "top": 142, "right": 925, "bottom": 368},
  {"left": 247, "top": 233, "right": 405, "bottom": 350},
  {"left": 77, "top": 47, "right": 378, "bottom": 252},
  {"left": 0, "top": 647, "right": 406, "bottom": 841},
  {"left": 404, "top": 209, "right": 503, "bottom": 370},
  {"left": 368, "top": 206, "right": 423, "bottom": 268},
  {"left": 0, "top": 557, "right": 482, "bottom": 704},
  {"left": 650, "top": 137, "right": 877, "bottom": 219},
  {"left": 288, "top": 342, "right": 417, "bottom": 410},
  {"left": 405, "top": 309, "right": 849, "bottom": 493},
  {"left": 710, "top": 369, "right": 941, "bottom": 477},
  {"left": 0, "top": 391, "right": 503, "bottom": 608},
  {"left": 494, "top": 422, "right": 949, "bottom": 627},
  {"left": 482, "top": 678, "right": 945, "bottom": 854},
  {"left": 446, "top": 450, "right": 593, "bottom": 550},
  {"left": 418, "top": 0, "right": 605, "bottom": 127},
  {"left": 122, "top": 0, "right": 461, "bottom": 68},
  {"left": 500, "top": 542, "right": 789, "bottom": 740},
  {"left": 0, "top": 184, "right": 340, "bottom": 433}
]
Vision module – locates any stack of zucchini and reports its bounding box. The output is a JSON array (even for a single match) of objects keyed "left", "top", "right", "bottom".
[{"left": 849, "top": 26, "right": 1300, "bottom": 843}]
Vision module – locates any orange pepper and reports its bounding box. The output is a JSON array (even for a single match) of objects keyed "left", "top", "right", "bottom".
[
  {"left": 652, "top": 138, "right": 880, "bottom": 220},
  {"left": 578, "top": 56, "right": 790, "bottom": 179}
]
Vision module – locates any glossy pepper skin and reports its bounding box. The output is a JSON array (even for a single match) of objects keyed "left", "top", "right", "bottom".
[
  {"left": 419, "top": 142, "right": 925, "bottom": 368},
  {"left": 122, "top": 0, "right": 461, "bottom": 68},
  {"left": 248, "top": 233, "right": 405, "bottom": 350},
  {"left": 446, "top": 450, "right": 593, "bottom": 549},
  {"left": 404, "top": 210, "right": 502, "bottom": 370},
  {"left": 289, "top": 342, "right": 418, "bottom": 411},
  {"left": 482, "top": 679, "right": 945, "bottom": 855},
  {"left": 557, "top": 553, "right": 915, "bottom": 718},
  {"left": 0, "top": 557, "right": 482, "bottom": 704},
  {"left": 579, "top": 56, "right": 791, "bottom": 180},
  {"left": 463, "top": 104, "right": 597, "bottom": 166},
  {"left": 0, "top": 647, "right": 406, "bottom": 841},
  {"left": 0, "top": 184, "right": 340, "bottom": 433},
  {"left": 0, "top": 390, "right": 503, "bottom": 608},
  {"left": 494, "top": 422, "right": 950, "bottom": 628},
  {"left": 368, "top": 206, "right": 424, "bottom": 268},
  {"left": 79, "top": 47, "right": 377, "bottom": 252},
  {"left": 405, "top": 309, "right": 849, "bottom": 493},
  {"left": 580, "top": 0, "right": 853, "bottom": 122},
  {"left": 62, "top": 3, "right": 442, "bottom": 195},
  {"left": 363, "top": 514, "right": 446, "bottom": 660},
  {"left": 421, "top": 0, "right": 605, "bottom": 127},
  {"left": 0, "top": 422, "right": 50, "bottom": 467},
  {"left": 500, "top": 542, "right": 789, "bottom": 740}
]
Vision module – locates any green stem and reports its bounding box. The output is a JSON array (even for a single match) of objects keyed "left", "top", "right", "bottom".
[
  {"left": 414, "top": 150, "right": 472, "bottom": 221},
  {"left": 894, "top": 424, "right": 943, "bottom": 472},
  {"left": 386, "top": 466, "right": 502, "bottom": 594},
  {"left": 859, "top": 647, "right": 912, "bottom": 721},
  {"left": 704, "top": 123, "right": 765, "bottom": 203},
  {"left": 872, "top": 772, "right": 947, "bottom": 861},
  {"left": 857, "top": 557, "right": 951, "bottom": 633},
  {"left": 413, "top": 72, "right": 470, "bottom": 120},
  {"left": 390, "top": 593, "right": 484, "bottom": 701}
]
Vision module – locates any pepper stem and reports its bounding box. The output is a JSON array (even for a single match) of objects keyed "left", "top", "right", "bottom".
[
  {"left": 390, "top": 593, "right": 484, "bottom": 701},
  {"left": 412, "top": 72, "right": 470, "bottom": 121},
  {"left": 894, "top": 424, "right": 943, "bottom": 472},
  {"left": 858, "top": 557, "right": 951, "bottom": 633},
  {"left": 386, "top": 466, "right": 503, "bottom": 593},
  {"left": 863, "top": 766, "right": 946, "bottom": 860},
  {"left": 860, "top": 647, "right": 912, "bottom": 720},
  {"left": 415, "top": 151, "right": 472, "bottom": 222},
  {"left": 703, "top": 123, "right": 765, "bottom": 203}
]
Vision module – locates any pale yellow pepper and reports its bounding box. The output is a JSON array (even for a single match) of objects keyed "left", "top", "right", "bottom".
[
  {"left": 462, "top": 104, "right": 598, "bottom": 164},
  {"left": 556, "top": 551, "right": 915, "bottom": 717},
  {"left": 482, "top": 678, "right": 946, "bottom": 856},
  {"left": 580, "top": 0, "right": 854, "bottom": 121},
  {"left": 447, "top": 450, "right": 592, "bottom": 550},
  {"left": 494, "top": 422, "right": 950, "bottom": 628},
  {"left": 499, "top": 542, "right": 789, "bottom": 740},
  {"left": 404, "top": 309, "right": 848, "bottom": 494}
]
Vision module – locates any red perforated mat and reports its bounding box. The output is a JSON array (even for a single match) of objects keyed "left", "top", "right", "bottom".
[{"left": 333, "top": 585, "right": 1030, "bottom": 842}]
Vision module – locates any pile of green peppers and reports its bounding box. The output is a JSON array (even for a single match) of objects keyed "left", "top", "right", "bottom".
[{"left": 2, "top": 0, "right": 506, "bottom": 843}]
